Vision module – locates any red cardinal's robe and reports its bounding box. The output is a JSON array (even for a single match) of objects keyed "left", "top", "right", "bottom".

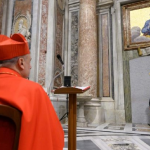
[{"left": 0, "top": 67, "right": 64, "bottom": 150}]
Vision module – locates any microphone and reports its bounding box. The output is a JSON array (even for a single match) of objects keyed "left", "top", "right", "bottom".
[{"left": 57, "top": 54, "right": 64, "bottom": 65}]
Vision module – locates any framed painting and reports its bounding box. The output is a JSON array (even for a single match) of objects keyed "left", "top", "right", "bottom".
[{"left": 122, "top": 0, "right": 150, "bottom": 50}]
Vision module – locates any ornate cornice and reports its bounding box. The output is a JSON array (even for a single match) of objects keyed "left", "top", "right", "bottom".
[
  {"left": 97, "top": 0, "right": 114, "bottom": 10},
  {"left": 68, "top": 0, "right": 114, "bottom": 10}
]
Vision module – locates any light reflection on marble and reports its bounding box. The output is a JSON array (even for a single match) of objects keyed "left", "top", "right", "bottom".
[
  {"left": 63, "top": 123, "right": 150, "bottom": 139},
  {"left": 63, "top": 119, "right": 150, "bottom": 149}
]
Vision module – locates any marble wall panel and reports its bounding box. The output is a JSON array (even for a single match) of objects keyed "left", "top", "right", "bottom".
[
  {"left": 38, "top": 0, "right": 48, "bottom": 86},
  {"left": 53, "top": 3, "right": 64, "bottom": 88},
  {"left": 71, "top": 11, "right": 78, "bottom": 86},
  {"left": 0, "top": 0, "right": 4, "bottom": 34},
  {"left": 102, "top": 14, "right": 110, "bottom": 97}
]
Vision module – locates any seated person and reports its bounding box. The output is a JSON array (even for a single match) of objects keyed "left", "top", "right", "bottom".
[{"left": 0, "top": 33, "right": 64, "bottom": 150}]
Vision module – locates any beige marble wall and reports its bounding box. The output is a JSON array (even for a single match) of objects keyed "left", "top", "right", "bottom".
[
  {"left": 102, "top": 14, "right": 110, "bottom": 97},
  {"left": 38, "top": 0, "right": 49, "bottom": 86},
  {"left": 78, "top": 0, "right": 97, "bottom": 98}
]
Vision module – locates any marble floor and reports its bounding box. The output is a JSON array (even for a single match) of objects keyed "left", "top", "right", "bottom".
[{"left": 63, "top": 123, "right": 150, "bottom": 150}]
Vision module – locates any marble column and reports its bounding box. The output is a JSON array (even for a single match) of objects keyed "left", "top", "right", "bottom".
[
  {"left": 77, "top": 0, "right": 100, "bottom": 127},
  {"left": 78, "top": 0, "right": 97, "bottom": 97}
]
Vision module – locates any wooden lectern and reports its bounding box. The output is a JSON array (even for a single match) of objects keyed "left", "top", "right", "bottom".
[{"left": 54, "top": 86, "right": 90, "bottom": 150}]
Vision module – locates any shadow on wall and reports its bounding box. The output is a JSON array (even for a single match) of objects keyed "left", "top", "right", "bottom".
[{"left": 145, "top": 107, "right": 150, "bottom": 123}]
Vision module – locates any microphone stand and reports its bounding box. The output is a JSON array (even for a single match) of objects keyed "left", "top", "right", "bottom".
[
  {"left": 49, "top": 55, "right": 69, "bottom": 122},
  {"left": 49, "top": 65, "right": 69, "bottom": 121},
  {"left": 59, "top": 94, "right": 69, "bottom": 121}
]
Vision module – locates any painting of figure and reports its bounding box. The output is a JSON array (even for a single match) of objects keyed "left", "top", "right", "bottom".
[
  {"left": 130, "top": 7, "right": 150, "bottom": 43},
  {"left": 141, "top": 19, "right": 150, "bottom": 36},
  {"left": 131, "top": 26, "right": 150, "bottom": 43},
  {"left": 122, "top": 1, "right": 150, "bottom": 50}
]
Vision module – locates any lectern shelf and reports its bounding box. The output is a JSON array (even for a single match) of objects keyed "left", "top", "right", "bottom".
[{"left": 54, "top": 86, "right": 90, "bottom": 94}]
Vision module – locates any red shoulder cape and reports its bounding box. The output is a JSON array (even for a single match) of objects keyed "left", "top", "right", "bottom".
[{"left": 0, "top": 68, "right": 64, "bottom": 150}]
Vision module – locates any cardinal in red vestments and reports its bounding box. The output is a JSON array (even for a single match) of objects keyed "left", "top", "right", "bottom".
[{"left": 0, "top": 33, "right": 64, "bottom": 150}]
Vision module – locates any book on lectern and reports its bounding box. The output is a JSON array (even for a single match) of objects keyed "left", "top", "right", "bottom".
[
  {"left": 51, "top": 86, "right": 90, "bottom": 93},
  {"left": 74, "top": 86, "right": 90, "bottom": 91}
]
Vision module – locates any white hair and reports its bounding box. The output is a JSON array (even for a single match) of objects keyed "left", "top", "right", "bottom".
[{"left": 0, "top": 55, "right": 26, "bottom": 68}]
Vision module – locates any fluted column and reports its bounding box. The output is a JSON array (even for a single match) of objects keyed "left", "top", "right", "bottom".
[
  {"left": 78, "top": 0, "right": 97, "bottom": 97},
  {"left": 77, "top": 0, "right": 98, "bottom": 127}
]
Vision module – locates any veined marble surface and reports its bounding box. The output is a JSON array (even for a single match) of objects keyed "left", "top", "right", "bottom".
[
  {"left": 63, "top": 123, "right": 150, "bottom": 150},
  {"left": 64, "top": 136, "right": 150, "bottom": 150}
]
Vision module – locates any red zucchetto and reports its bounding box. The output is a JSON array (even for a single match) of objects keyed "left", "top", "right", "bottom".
[{"left": 0, "top": 33, "right": 30, "bottom": 61}]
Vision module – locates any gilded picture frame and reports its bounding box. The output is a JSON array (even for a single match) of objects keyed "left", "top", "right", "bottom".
[{"left": 122, "top": 1, "right": 150, "bottom": 50}]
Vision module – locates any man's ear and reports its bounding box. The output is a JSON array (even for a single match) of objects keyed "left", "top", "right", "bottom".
[{"left": 18, "top": 57, "right": 25, "bottom": 70}]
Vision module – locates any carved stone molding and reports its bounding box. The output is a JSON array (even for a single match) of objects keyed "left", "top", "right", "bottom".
[
  {"left": 68, "top": 0, "right": 114, "bottom": 10},
  {"left": 56, "top": 0, "right": 65, "bottom": 14},
  {"left": 12, "top": 11, "right": 31, "bottom": 43}
]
